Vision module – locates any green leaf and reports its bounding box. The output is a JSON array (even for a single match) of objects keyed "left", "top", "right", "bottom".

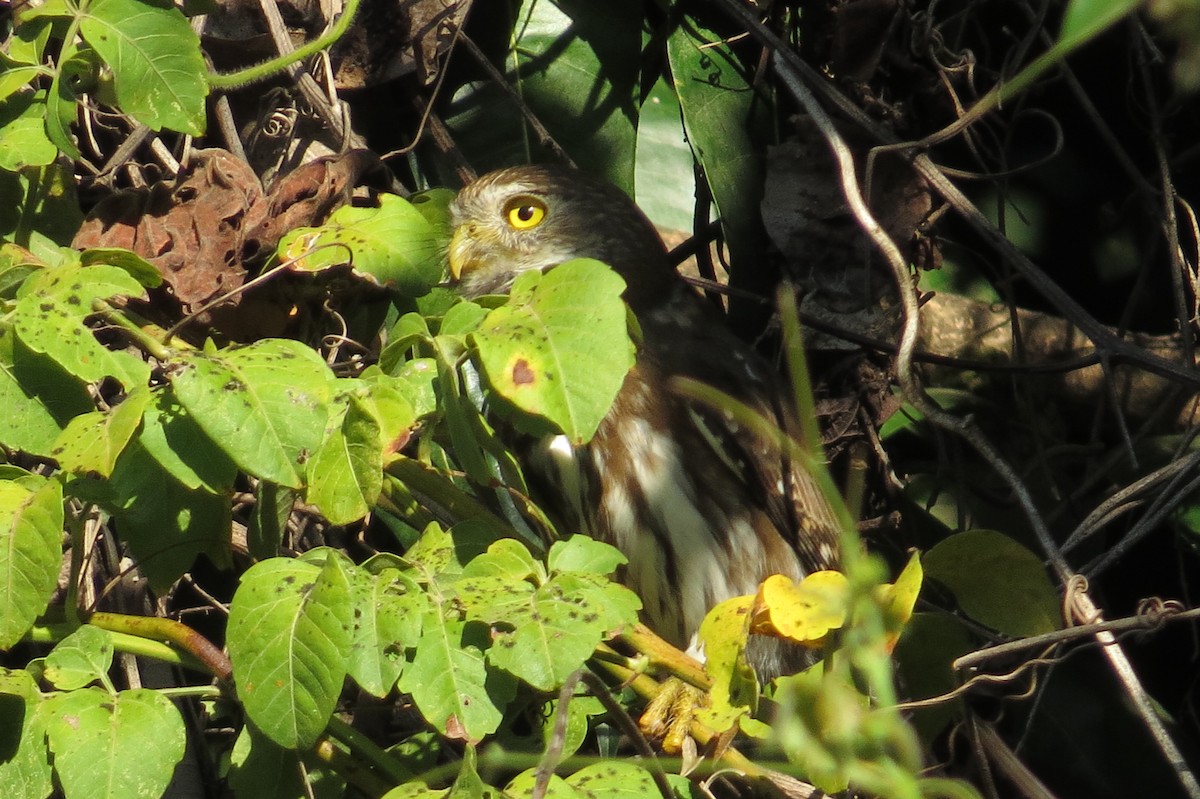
[
  {"left": 43, "top": 687, "right": 186, "bottom": 799},
  {"left": 512, "top": 0, "right": 641, "bottom": 188},
  {"left": 14, "top": 257, "right": 145, "bottom": 304},
  {"left": 136, "top": 390, "right": 237, "bottom": 492},
  {"left": 42, "top": 624, "right": 114, "bottom": 691},
  {"left": 247, "top": 481, "right": 294, "bottom": 560},
  {"left": 0, "top": 63, "right": 48, "bottom": 104},
  {"left": 279, "top": 194, "right": 445, "bottom": 297},
  {"left": 546, "top": 535, "right": 626, "bottom": 576},
  {"left": 410, "top": 187, "right": 456, "bottom": 235},
  {"left": 0, "top": 342, "right": 65, "bottom": 456},
  {"left": 0, "top": 255, "right": 39, "bottom": 299},
  {"left": 397, "top": 612, "right": 512, "bottom": 742},
  {"left": 472, "top": 259, "right": 634, "bottom": 444},
  {"left": 0, "top": 162, "right": 83, "bottom": 259},
  {"left": 634, "top": 76, "right": 696, "bottom": 233},
  {"left": 0, "top": 91, "right": 58, "bottom": 170},
  {"left": 169, "top": 339, "right": 333, "bottom": 488},
  {"left": 49, "top": 385, "right": 150, "bottom": 477},
  {"left": 924, "top": 530, "right": 1062, "bottom": 637},
  {"left": 226, "top": 552, "right": 354, "bottom": 748},
  {"left": 504, "top": 769, "right": 586, "bottom": 798},
  {"left": 227, "top": 722, "right": 306, "bottom": 799},
  {"left": 401, "top": 521, "right": 495, "bottom": 583},
  {"left": 447, "top": 0, "right": 641, "bottom": 188},
  {"left": 45, "top": 44, "right": 85, "bottom": 159},
  {"left": 0, "top": 327, "right": 80, "bottom": 456},
  {"left": 79, "top": 247, "right": 164, "bottom": 288},
  {"left": 307, "top": 388, "right": 384, "bottom": 525},
  {"left": 383, "top": 731, "right": 441, "bottom": 789},
  {"left": 361, "top": 367, "right": 426, "bottom": 443},
  {"left": 1059, "top": 0, "right": 1140, "bottom": 48},
  {"left": 893, "top": 612, "right": 975, "bottom": 744},
  {"left": 362, "top": 368, "right": 422, "bottom": 426},
  {"left": 346, "top": 567, "right": 428, "bottom": 697},
  {"left": 447, "top": 745, "right": 499, "bottom": 799},
  {"left": 541, "top": 694, "right": 606, "bottom": 762},
  {"left": 477, "top": 580, "right": 609, "bottom": 691},
  {"left": 435, "top": 354, "right": 494, "bottom": 485},
  {"left": 13, "top": 263, "right": 150, "bottom": 388},
  {"left": 379, "top": 312, "right": 432, "bottom": 373},
  {"left": 460, "top": 538, "right": 541, "bottom": 582},
  {"left": 386, "top": 358, "right": 438, "bottom": 418},
  {"left": 6, "top": 14, "right": 55, "bottom": 63},
  {"left": 454, "top": 572, "right": 535, "bottom": 625},
  {"left": 558, "top": 572, "right": 641, "bottom": 633},
  {"left": 0, "top": 669, "right": 53, "bottom": 799},
  {"left": 457, "top": 544, "right": 634, "bottom": 692},
  {"left": 439, "top": 300, "right": 488, "bottom": 337},
  {"left": 0, "top": 478, "right": 63, "bottom": 649},
  {"left": 566, "top": 761, "right": 658, "bottom": 798},
  {"left": 667, "top": 15, "right": 769, "bottom": 322},
  {"left": 78, "top": 0, "right": 208, "bottom": 133},
  {"left": 109, "top": 439, "right": 231, "bottom": 590}
]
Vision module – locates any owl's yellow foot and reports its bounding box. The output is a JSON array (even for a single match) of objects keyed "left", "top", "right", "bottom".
[{"left": 638, "top": 677, "right": 708, "bottom": 754}]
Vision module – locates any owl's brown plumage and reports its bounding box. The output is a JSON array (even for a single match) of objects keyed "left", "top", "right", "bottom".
[{"left": 450, "top": 164, "right": 841, "bottom": 677}]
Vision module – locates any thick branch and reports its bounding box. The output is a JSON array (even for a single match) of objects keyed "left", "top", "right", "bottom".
[{"left": 919, "top": 293, "right": 1200, "bottom": 428}]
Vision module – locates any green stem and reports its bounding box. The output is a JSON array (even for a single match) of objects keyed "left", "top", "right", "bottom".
[
  {"left": 13, "top": 166, "right": 42, "bottom": 248},
  {"left": 28, "top": 622, "right": 213, "bottom": 675},
  {"left": 383, "top": 460, "right": 517, "bottom": 536},
  {"left": 307, "top": 737, "right": 395, "bottom": 798},
  {"left": 64, "top": 511, "right": 84, "bottom": 626},
  {"left": 91, "top": 299, "right": 172, "bottom": 361},
  {"left": 87, "top": 611, "right": 233, "bottom": 679},
  {"left": 207, "top": 0, "right": 363, "bottom": 90},
  {"left": 325, "top": 715, "right": 415, "bottom": 786},
  {"left": 153, "top": 685, "right": 223, "bottom": 699},
  {"left": 613, "top": 625, "right": 710, "bottom": 689}
]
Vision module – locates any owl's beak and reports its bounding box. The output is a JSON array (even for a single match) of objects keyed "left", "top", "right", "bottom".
[{"left": 447, "top": 225, "right": 473, "bottom": 282}]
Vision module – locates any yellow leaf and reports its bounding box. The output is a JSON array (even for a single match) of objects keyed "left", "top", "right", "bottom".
[
  {"left": 875, "top": 552, "right": 923, "bottom": 652},
  {"left": 751, "top": 571, "right": 849, "bottom": 646},
  {"left": 697, "top": 595, "right": 758, "bottom": 731}
]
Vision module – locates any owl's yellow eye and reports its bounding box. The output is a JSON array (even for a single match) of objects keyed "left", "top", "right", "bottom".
[{"left": 504, "top": 197, "right": 547, "bottom": 230}]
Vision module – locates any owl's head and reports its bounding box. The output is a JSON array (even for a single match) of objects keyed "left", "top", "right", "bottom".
[{"left": 448, "top": 164, "right": 676, "bottom": 309}]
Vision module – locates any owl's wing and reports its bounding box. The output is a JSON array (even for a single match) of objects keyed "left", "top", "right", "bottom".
[{"left": 642, "top": 291, "right": 843, "bottom": 575}]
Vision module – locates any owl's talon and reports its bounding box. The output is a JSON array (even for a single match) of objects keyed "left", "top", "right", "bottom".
[{"left": 638, "top": 677, "right": 707, "bottom": 755}]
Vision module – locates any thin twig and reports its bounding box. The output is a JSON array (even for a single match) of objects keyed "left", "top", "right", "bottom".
[
  {"left": 454, "top": 31, "right": 576, "bottom": 167},
  {"left": 578, "top": 671, "right": 675, "bottom": 799},
  {"left": 1062, "top": 448, "right": 1200, "bottom": 552},
  {"left": 953, "top": 605, "right": 1200, "bottom": 672},
  {"left": 533, "top": 671, "right": 583, "bottom": 799}
]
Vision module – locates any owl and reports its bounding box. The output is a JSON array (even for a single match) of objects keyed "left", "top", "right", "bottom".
[{"left": 448, "top": 165, "right": 841, "bottom": 677}]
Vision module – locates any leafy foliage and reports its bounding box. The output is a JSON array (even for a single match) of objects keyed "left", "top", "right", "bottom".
[{"left": 3, "top": 0, "right": 1199, "bottom": 798}]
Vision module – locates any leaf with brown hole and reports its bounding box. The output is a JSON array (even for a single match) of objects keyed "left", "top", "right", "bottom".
[{"left": 470, "top": 259, "right": 633, "bottom": 445}]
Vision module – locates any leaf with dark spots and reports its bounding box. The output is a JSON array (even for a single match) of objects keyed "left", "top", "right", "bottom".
[
  {"left": 277, "top": 193, "right": 447, "bottom": 298},
  {"left": 225, "top": 552, "right": 352, "bottom": 748},
  {"left": 169, "top": 339, "right": 332, "bottom": 487},
  {"left": 472, "top": 259, "right": 633, "bottom": 444}
]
